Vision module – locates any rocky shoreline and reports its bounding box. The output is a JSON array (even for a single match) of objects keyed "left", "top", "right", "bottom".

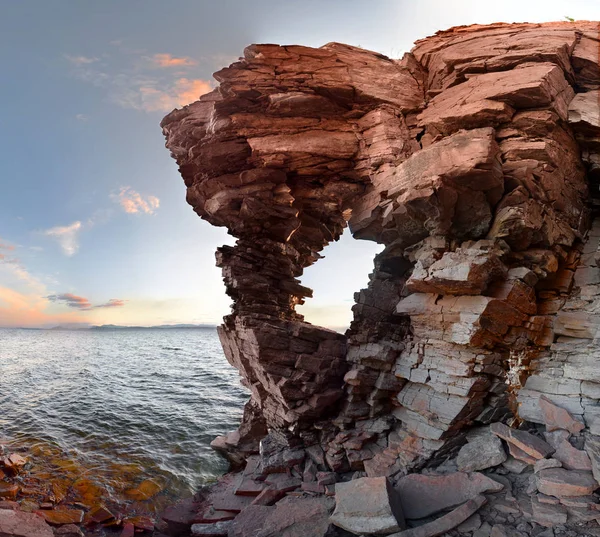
[{"left": 0, "top": 439, "right": 162, "bottom": 536}]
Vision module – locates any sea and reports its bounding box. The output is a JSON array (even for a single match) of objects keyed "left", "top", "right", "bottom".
[{"left": 0, "top": 327, "right": 248, "bottom": 515}]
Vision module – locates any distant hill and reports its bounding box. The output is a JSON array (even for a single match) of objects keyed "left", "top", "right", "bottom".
[{"left": 45, "top": 324, "right": 217, "bottom": 331}]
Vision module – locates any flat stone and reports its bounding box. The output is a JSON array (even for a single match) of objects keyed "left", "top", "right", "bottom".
[
  {"left": 531, "top": 496, "right": 568, "bottom": 527},
  {"left": 502, "top": 457, "right": 530, "bottom": 474},
  {"left": 120, "top": 523, "right": 135, "bottom": 537},
  {"left": 553, "top": 439, "right": 592, "bottom": 471},
  {"left": 490, "top": 423, "right": 554, "bottom": 460},
  {"left": 0, "top": 484, "right": 18, "bottom": 500},
  {"left": 388, "top": 495, "right": 486, "bottom": 537},
  {"left": 0, "top": 508, "right": 54, "bottom": 537},
  {"left": 230, "top": 496, "right": 334, "bottom": 537},
  {"left": 490, "top": 525, "right": 529, "bottom": 537},
  {"left": 395, "top": 472, "right": 503, "bottom": 519},
  {"left": 55, "top": 524, "right": 84, "bottom": 537},
  {"left": 534, "top": 458, "right": 562, "bottom": 473},
  {"left": 457, "top": 513, "right": 482, "bottom": 532},
  {"left": 536, "top": 468, "right": 597, "bottom": 497},
  {"left": 35, "top": 509, "right": 84, "bottom": 525},
  {"left": 330, "top": 477, "right": 405, "bottom": 534},
  {"left": 456, "top": 434, "right": 507, "bottom": 472},
  {"left": 538, "top": 395, "right": 584, "bottom": 434},
  {"left": 191, "top": 521, "right": 233, "bottom": 536},
  {"left": 584, "top": 434, "right": 600, "bottom": 486},
  {"left": 507, "top": 443, "right": 538, "bottom": 465}
]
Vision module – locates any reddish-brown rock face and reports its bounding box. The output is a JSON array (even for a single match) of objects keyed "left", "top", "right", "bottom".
[{"left": 162, "top": 22, "right": 600, "bottom": 474}]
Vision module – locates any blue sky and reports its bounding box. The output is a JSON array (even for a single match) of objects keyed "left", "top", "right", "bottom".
[{"left": 1, "top": 0, "right": 599, "bottom": 328}]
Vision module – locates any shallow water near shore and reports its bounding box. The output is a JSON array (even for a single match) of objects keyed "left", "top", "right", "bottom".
[{"left": 0, "top": 327, "right": 247, "bottom": 522}]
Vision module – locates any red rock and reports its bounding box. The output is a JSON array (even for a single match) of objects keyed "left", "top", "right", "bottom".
[
  {"left": 395, "top": 472, "right": 502, "bottom": 519},
  {"left": 161, "top": 20, "right": 597, "bottom": 483},
  {"left": 35, "top": 508, "right": 85, "bottom": 525},
  {"left": 538, "top": 395, "right": 585, "bottom": 434},
  {"left": 124, "top": 515, "right": 154, "bottom": 531},
  {"left": 331, "top": 477, "right": 405, "bottom": 534},
  {"left": 250, "top": 488, "right": 285, "bottom": 506},
  {"left": 536, "top": 468, "right": 598, "bottom": 497},
  {"left": 87, "top": 504, "right": 115, "bottom": 524},
  {"left": 120, "top": 522, "right": 135, "bottom": 537},
  {"left": 0, "top": 508, "right": 54, "bottom": 537},
  {"left": 0, "top": 484, "right": 18, "bottom": 500},
  {"left": 388, "top": 495, "right": 486, "bottom": 537},
  {"left": 490, "top": 423, "right": 554, "bottom": 460}
]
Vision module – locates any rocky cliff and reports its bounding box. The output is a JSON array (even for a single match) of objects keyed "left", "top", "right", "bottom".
[{"left": 160, "top": 21, "right": 600, "bottom": 535}]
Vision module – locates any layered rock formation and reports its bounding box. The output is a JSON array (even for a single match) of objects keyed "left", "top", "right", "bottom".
[{"left": 161, "top": 21, "right": 600, "bottom": 485}]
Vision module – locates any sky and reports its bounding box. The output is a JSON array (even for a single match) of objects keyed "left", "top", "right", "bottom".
[{"left": 1, "top": 0, "right": 599, "bottom": 329}]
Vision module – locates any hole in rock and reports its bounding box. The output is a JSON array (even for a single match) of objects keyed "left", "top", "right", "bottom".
[{"left": 296, "top": 230, "right": 383, "bottom": 332}]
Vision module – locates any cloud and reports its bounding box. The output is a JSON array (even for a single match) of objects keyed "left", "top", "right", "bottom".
[
  {"left": 42, "top": 221, "right": 82, "bottom": 256},
  {"left": 151, "top": 53, "right": 196, "bottom": 68},
  {"left": 122, "top": 77, "right": 213, "bottom": 112},
  {"left": 0, "top": 287, "right": 89, "bottom": 328},
  {"left": 47, "top": 293, "right": 92, "bottom": 310},
  {"left": 95, "top": 298, "right": 126, "bottom": 308},
  {"left": 113, "top": 187, "right": 160, "bottom": 214},
  {"left": 75, "top": 113, "right": 88, "bottom": 121},
  {"left": 65, "top": 55, "right": 99, "bottom": 66},
  {"left": 65, "top": 49, "right": 213, "bottom": 113},
  {"left": 46, "top": 293, "right": 126, "bottom": 311}
]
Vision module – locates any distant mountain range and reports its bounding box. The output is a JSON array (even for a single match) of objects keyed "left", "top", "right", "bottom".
[{"left": 45, "top": 323, "right": 218, "bottom": 331}]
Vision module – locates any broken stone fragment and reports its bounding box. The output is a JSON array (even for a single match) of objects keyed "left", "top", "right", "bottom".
[
  {"left": 531, "top": 496, "right": 568, "bottom": 527},
  {"left": 406, "top": 247, "right": 507, "bottom": 296},
  {"left": 552, "top": 439, "right": 592, "bottom": 471},
  {"left": 0, "top": 508, "right": 54, "bottom": 537},
  {"left": 533, "top": 458, "right": 562, "bottom": 473},
  {"left": 490, "top": 423, "right": 554, "bottom": 460},
  {"left": 502, "top": 457, "right": 530, "bottom": 474},
  {"left": 538, "top": 395, "right": 585, "bottom": 434},
  {"left": 330, "top": 476, "right": 405, "bottom": 534},
  {"left": 191, "top": 520, "right": 233, "bottom": 536},
  {"left": 388, "top": 495, "right": 486, "bottom": 537},
  {"left": 536, "top": 468, "right": 598, "bottom": 497},
  {"left": 584, "top": 434, "right": 600, "bottom": 486},
  {"left": 456, "top": 434, "right": 507, "bottom": 472},
  {"left": 229, "top": 496, "right": 334, "bottom": 537},
  {"left": 396, "top": 472, "right": 503, "bottom": 519}
]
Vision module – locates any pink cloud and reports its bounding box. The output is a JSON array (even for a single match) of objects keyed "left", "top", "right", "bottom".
[
  {"left": 113, "top": 187, "right": 160, "bottom": 215},
  {"left": 0, "top": 287, "right": 88, "bottom": 328},
  {"left": 95, "top": 299, "right": 126, "bottom": 308},
  {"left": 47, "top": 293, "right": 92, "bottom": 310},
  {"left": 151, "top": 54, "right": 196, "bottom": 68},
  {"left": 137, "top": 78, "right": 213, "bottom": 112}
]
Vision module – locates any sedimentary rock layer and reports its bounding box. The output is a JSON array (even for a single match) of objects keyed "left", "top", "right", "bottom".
[{"left": 162, "top": 21, "right": 600, "bottom": 477}]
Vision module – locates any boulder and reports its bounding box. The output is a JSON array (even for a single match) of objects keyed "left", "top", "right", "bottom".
[
  {"left": 536, "top": 468, "right": 598, "bottom": 497},
  {"left": 388, "top": 495, "right": 486, "bottom": 537},
  {"left": 229, "top": 496, "right": 334, "bottom": 537},
  {"left": 586, "top": 434, "right": 600, "bottom": 486},
  {"left": 330, "top": 477, "right": 405, "bottom": 534},
  {"left": 490, "top": 423, "right": 554, "bottom": 460},
  {"left": 531, "top": 496, "right": 568, "bottom": 527},
  {"left": 538, "top": 395, "right": 584, "bottom": 434},
  {"left": 456, "top": 434, "right": 507, "bottom": 472},
  {"left": 0, "top": 508, "right": 54, "bottom": 537},
  {"left": 395, "top": 472, "right": 503, "bottom": 519}
]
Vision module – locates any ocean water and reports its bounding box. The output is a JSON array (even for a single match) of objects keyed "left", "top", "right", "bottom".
[{"left": 0, "top": 327, "right": 247, "bottom": 513}]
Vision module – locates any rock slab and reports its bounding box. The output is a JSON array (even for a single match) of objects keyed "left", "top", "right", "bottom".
[{"left": 330, "top": 476, "right": 406, "bottom": 534}]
